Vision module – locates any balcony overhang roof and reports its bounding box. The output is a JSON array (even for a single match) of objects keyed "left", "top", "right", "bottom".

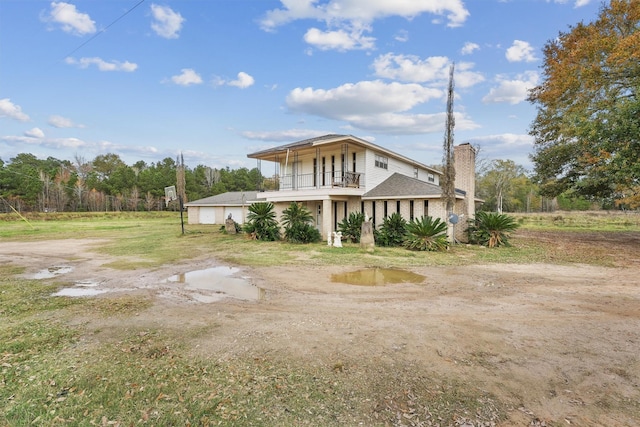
[{"left": 247, "top": 133, "right": 441, "bottom": 176}]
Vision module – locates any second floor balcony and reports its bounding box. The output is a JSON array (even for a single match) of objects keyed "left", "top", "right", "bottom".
[{"left": 267, "top": 171, "right": 364, "bottom": 191}]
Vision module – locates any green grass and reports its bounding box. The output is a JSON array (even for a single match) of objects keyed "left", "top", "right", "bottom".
[{"left": 1, "top": 211, "right": 638, "bottom": 425}]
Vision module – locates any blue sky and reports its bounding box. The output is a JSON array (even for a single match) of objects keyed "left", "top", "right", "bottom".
[{"left": 1, "top": 0, "right": 601, "bottom": 171}]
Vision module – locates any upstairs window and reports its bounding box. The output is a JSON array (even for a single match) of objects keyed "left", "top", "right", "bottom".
[
  {"left": 427, "top": 173, "right": 435, "bottom": 183},
  {"left": 375, "top": 154, "right": 388, "bottom": 170}
]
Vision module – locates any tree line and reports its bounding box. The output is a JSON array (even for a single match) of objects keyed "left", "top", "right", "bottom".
[
  {"left": 1, "top": 150, "right": 621, "bottom": 215},
  {"left": 0, "top": 153, "right": 265, "bottom": 213}
]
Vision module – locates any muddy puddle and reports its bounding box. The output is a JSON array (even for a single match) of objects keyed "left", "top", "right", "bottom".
[
  {"left": 331, "top": 268, "right": 425, "bottom": 286},
  {"left": 32, "top": 265, "right": 74, "bottom": 279},
  {"left": 52, "top": 279, "right": 109, "bottom": 297},
  {"left": 167, "top": 266, "right": 264, "bottom": 302}
]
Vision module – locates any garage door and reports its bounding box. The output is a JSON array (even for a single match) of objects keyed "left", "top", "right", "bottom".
[
  {"left": 224, "top": 207, "right": 244, "bottom": 224},
  {"left": 199, "top": 207, "right": 216, "bottom": 224}
]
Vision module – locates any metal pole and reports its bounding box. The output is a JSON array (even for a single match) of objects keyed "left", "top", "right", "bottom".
[{"left": 179, "top": 195, "right": 184, "bottom": 235}]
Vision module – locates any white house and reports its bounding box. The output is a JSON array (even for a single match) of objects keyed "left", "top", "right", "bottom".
[{"left": 186, "top": 134, "right": 477, "bottom": 241}]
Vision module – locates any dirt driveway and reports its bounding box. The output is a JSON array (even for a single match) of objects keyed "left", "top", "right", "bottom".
[{"left": 2, "top": 231, "right": 639, "bottom": 426}]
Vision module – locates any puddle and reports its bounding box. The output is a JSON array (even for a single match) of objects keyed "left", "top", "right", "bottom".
[
  {"left": 52, "top": 288, "right": 109, "bottom": 297},
  {"left": 32, "top": 265, "right": 74, "bottom": 279},
  {"left": 52, "top": 279, "right": 108, "bottom": 297},
  {"left": 331, "top": 268, "right": 425, "bottom": 286},
  {"left": 167, "top": 266, "right": 264, "bottom": 301}
]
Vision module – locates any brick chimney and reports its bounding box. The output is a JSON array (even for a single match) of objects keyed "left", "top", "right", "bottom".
[{"left": 454, "top": 143, "right": 476, "bottom": 220}]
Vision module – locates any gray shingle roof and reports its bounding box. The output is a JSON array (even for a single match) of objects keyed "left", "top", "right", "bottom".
[
  {"left": 363, "top": 173, "right": 465, "bottom": 199},
  {"left": 184, "top": 191, "right": 264, "bottom": 206}
]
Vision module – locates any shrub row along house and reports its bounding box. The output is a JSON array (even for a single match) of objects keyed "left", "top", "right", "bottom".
[{"left": 185, "top": 134, "right": 478, "bottom": 241}]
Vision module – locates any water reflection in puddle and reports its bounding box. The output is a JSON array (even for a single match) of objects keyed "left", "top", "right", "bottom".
[
  {"left": 331, "top": 268, "right": 425, "bottom": 286},
  {"left": 167, "top": 267, "right": 264, "bottom": 302},
  {"left": 53, "top": 288, "right": 108, "bottom": 297},
  {"left": 32, "top": 265, "right": 74, "bottom": 279},
  {"left": 52, "top": 279, "right": 107, "bottom": 297}
]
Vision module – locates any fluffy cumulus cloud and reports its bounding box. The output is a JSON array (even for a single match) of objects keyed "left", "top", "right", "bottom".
[
  {"left": 260, "top": 0, "right": 469, "bottom": 51},
  {"left": 24, "top": 128, "right": 45, "bottom": 138},
  {"left": 304, "top": 24, "right": 375, "bottom": 51},
  {"left": 228, "top": 72, "right": 255, "bottom": 89},
  {"left": 48, "top": 115, "right": 84, "bottom": 128},
  {"left": 371, "top": 53, "right": 484, "bottom": 88},
  {"left": 461, "top": 42, "right": 479, "bottom": 55},
  {"left": 285, "top": 80, "right": 480, "bottom": 134},
  {"left": 482, "top": 71, "right": 539, "bottom": 105},
  {"left": 506, "top": 40, "right": 537, "bottom": 62},
  {"left": 65, "top": 57, "right": 137, "bottom": 72},
  {"left": 170, "top": 68, "right": 203, "bottom": 86},
  {"left": 44, "top": 1, "right": 96, "bottom": 36},
  {"left": 261, "top": 0, "right": 469, "bottom": 29},
  {"left": 150, "top": 4, "right": 184, "bottom": 39},
  {"left": 0, "top": 98, "right": 30, "bottom": 121}
]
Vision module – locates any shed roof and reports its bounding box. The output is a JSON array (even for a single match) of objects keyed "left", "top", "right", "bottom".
[{"left": 184, "top": 191, "right": 263, "bottom": 206}]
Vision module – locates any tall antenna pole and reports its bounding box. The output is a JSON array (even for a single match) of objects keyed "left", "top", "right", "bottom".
[{"left": 442, "top": 63, "right": 456, "bottom": 215}]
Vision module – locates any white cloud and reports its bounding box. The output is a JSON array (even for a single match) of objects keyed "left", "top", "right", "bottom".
[
  {"left": 304, "top": 25, "right": 375, "bottom": 51},
  {"left": 284, "top": 80, "right": 479, "bottom": 134},
  {"left": 546, "top": 0, "right": 592, "bottom": 6},
  {"left": 150, "top": 4, "right": 184, "bottom": 39},
  {"left": 170, "top": 68, "right": 203, "bottom": 86},
  {"left": 372, "top": 53, "right": 484, "bottom": 88},
  {"left": 287, "top": 80, "right": 443, "bottom": 117},
  {"left": 25, "top": 128, "right": 45, "bottom": 138},
  {"left": 48, "top": 115, "right": 84, "bottom": 128},
  {"left": 1, "top": 134, "right": 86, "bottom": 149},
  {"left": 45, "top": 2, "right": 96, "bottom": 36},
  {"left": 506, "top": 40, "right": 537, "bottom": 62},
  {"left": 0, "top": 98, "right": 30, "bottom": 122},
  {"left": 461, "top": 42, "right": 479, "bottom": 55},
  {"left": 482, "top": 71, "right": 539, "bottom": 105},
  {"left": 394, "top": 29, "right": 409, "bottom": 43},
  {"left": 228, "top": 72, "right": 255, "bottom": 89},
  {"left": 65, "top": 57, "right": 137, "bottom": 72},
  {"left": 260, "top": 0, "right": 470, "bottom": 32}
]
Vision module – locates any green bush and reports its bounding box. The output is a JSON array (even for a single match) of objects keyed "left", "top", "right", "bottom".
[
  {"left": 244, "top": 202, "right": 280, "bottom": 241},
  {"left": 281, "top": 202, "right": 321, "bottom": 243},
  {"left": 468, "top": 211, "right": 519, "bottom": 247},
  {"left": 375, "top": 212, "right": 407, "bottom": 247},
  {"left": 403, "top": 216, "right": 449, "bottom": 252},
  {"left": 337, "top": 211, "right": 365, "bottom": 243}
]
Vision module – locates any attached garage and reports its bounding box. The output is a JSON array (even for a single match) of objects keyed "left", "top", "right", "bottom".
[{"left": 184, "top": 191, "right": 263, "bottom": 225}]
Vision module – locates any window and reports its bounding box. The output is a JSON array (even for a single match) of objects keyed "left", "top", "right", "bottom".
[
  {"left": 414, "top": 167, "right": 418, "bottom": 178},
  {"left": 352, "top": 152, "right": 357, "bottom": 172},
  {"left": 427, "top": 173, "right": 435, "bottom": 183},
  {"left": 396, "top": 201, "right": 400, "bottom": 213},
  {"left": 409, "top": 200, "right": 414, "bottom": 220},
  {"left": 375, "top": 154, "right": 388, "bottom": 170},
  {"left": 383, "top": 201, "right": 388, "bottom": 218},
  {"left": 424, "top": 200, "right": 429, "bottom": 216}
]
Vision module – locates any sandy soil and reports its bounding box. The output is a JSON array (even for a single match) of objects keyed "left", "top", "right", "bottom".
[{"left": 1, "top": 232, "right": 639, "bottom": 426}]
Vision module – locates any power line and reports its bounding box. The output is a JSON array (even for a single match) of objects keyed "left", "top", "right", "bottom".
[{"left": 64, "top": 0, "right": 146, "bottom": 59}]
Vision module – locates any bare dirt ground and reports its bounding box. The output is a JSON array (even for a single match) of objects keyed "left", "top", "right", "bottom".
[{"left": 2, "top": 231, "right": 639, "bottom": 426}]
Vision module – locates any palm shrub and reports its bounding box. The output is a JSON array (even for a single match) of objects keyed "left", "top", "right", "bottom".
[
  {"left": 243, "top": 202, "right": 280, "bottom": 241},
  {"left": 337, "top": 211, "right": 365, "bottom": 243},
  {"left": 403, "top": 216, "right": 449, "bottom": 251},
  {"left": 281, "top": 202, "right": 321, "bottom": 243},
  {"left": 468, "top": 211, "right": 519, "bottom": 248},
  {"left": 375, "top": 212, "right": 407, "bottom": 247}
]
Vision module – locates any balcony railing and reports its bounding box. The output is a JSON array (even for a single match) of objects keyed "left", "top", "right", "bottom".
[{"left": 278, "top": 171, "right": 363, "bottom": 191}]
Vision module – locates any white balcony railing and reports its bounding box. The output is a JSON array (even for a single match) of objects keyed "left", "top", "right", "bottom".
[{"left": 279, "top": 171, "right": 363, "bottom": 191}]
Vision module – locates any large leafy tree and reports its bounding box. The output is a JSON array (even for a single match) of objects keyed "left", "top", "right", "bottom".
[{"left": 528, "top": 0, "right": 639, "bottom": 207}]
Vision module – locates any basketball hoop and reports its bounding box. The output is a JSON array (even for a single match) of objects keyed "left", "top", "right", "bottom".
[{"left": 164, "top": 186, "right": 177, "bottom": 207}]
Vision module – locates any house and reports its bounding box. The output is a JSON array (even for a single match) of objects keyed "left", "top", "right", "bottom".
[
  {"left": 186, "top": 134, "right": 476, "bottom": 240},
  {"left": 251, "top": 134, "right": 476, "bottom": 240},
  {"left": 184, "top": 191, "right": 262, "bottom": 225}
]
